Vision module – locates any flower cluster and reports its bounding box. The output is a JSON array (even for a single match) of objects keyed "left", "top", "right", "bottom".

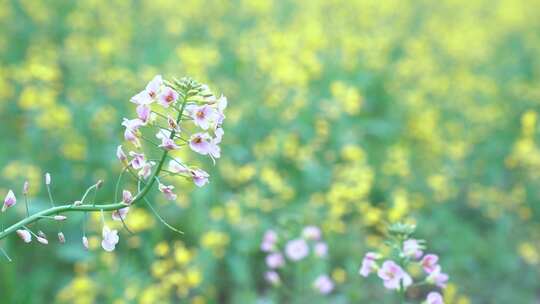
[
  {"left": 0, "top": 75, "right": 227, "bottom": 256},
  {"left": 260, "top": 225, "right": 333, "bottom": 295},
  {"left": 359, "top": 223, "right": 449, "bottom": 304}
]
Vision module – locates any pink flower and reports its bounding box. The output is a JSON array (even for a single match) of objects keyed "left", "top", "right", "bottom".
[
  {"left": 426, "top": 265, "right": 448, "bottom": 288},
  {"left": 112, "top": 207, "right": 130, "bottom": 221},
  {"left": 2, "top": 189, "right": 16, "bottom": 212},
  {"left": 131, "top": 75, "right": 162, "bottom": 104},
  {"left": 187, "top": 104, "right": 217, "bottom": 130},
  {"left": 313, "top": 275, "right": 334, "bottom": 294},
  {"left": 101, "top": 225, "right": 119, "bottom": 252},
  {"left": 168, "top": 158, "right": 189, "bottom": 174},
  {"left": 117, "top": 145, "right": 127, "bottom": 162},
  {"left": 266, "top": 252, "right": 285, "bottom": 269},
  {"left": 159, "top": 183, "right": 177, "bottom": 200},
  {"left": 359, "top": 252, "right": 380, "bottom": 277},
  {"left": 214, "top": 127, "right": 224, "bottom": 144},
  {"left": 426, "top": 292, "right": 444, "bottom": 304},
  {"left": 314, "top": 242, "right": 328, "bottom": 258},
  {"left": 421, "top": 254, "right": 439, "bottom": 273},
  {"left": 403, "top": 239, "right": 423, "bottom": 259},
  {"left": 159, "top": 137, "right": 180, "bottom": 151},
  {"left": 45, "top": 173, "right": 51, "bottom": 185},
  {"left": 302, "top": 225, "right": 321, "bottom": 241},
  {"left": 16, "top": 229, "right": 31, "bottom": 243},
  {"left": 122, "top": 117, "right": 144, "bottom": 131},
  {"left": 285, "top": 238, "right": 309, "bottom": 261},
  {"left": 136, "top": 104, "right": 151, "bottom": 123},
  {"left": 138, "top": 161, "right": 156, "bottom": 180},
  {"left": 189, "top": 132, "right": 213, "bottom": 155},
  {"left": 129, "top": 151, "right": 146, "bottom": 170},
  {"left": 122, "top": 190, "right": 133, "bottom": 205},
  {"left": 157, "top": 86, "right": 179, "bottom": 108},
  {"left": 82, "top": 236, "right": 89, "bottom": 250},
  {"left": 191, "top": 169, "right": 209, "bottom": 187},
  {"left": 377, "top": 260, "right": 412, "bottom": 290},
  {"left": 264, "top": 271, "right": 281, "bottom": 286},
  {"left": 261, "top": 230, "right": 278, "bottom": 252},
  {"left": 145, "top": 75, "right": 162, "bottom": 99}
]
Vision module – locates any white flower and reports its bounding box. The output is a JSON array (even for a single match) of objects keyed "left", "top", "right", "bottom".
[
  {"left": 16, "top": 229, "right": 32, "bottom": 243},
  {"left": 101, "top": 226, "right": 119, "bottom": 252}
]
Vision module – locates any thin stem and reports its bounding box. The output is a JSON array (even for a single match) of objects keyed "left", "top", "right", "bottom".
[
  {"left": 23, "top": 194, "right": 30, "bottom": 218},
  {"left": 0, "top": 246, "right": 12, "bottom": 262},
  {"left": 143, "top": 197, "right": 183, "bottom": 235}
]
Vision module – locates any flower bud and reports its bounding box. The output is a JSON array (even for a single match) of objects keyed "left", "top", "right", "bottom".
[
  {"left": 38, "top": 230, "right": 47, "bottom": 238},
  {"left": 2, "top": 190, "right": 16, "bottom": 212},
  {"left": 117, "top": 145, "right": 127, "bottom": 162},
  {"left": 45, "top": 173, "right": 51, "bottom": 185},
  {"left": 122, "top": 190, "right": 133, "bottom": 205},
  {"left": 37, "top": 236, "right": 48, "bottom": 245},
  {"left": 82, "top": 236, "right": 89, "bottom": 250},
  {"left": 96, "top": 180, "right": 104, "bottom": 189},
  {"left": 73, "top": 200, "right": 82, "bottom": 206},
  {"left": 58, "top": 232, "right": 65, "bottom": 244},
  {"left": 54, "top": 215, "right": 67, "bottom": 221},
  {"left": 16, "top": 230, "right": 32, "bottom": 243},
  {"left": 23, "top": 181, "right": 29, "bottom": 195}
]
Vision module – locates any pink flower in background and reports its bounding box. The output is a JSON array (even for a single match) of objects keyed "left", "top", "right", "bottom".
[
  {"left": 302, "top": 225, "right": 321, "bottom": 241},
  {"left": 122, "top": 190, "right": 133, "bottom": 205},
  {"left": 117, "top": 145, "right": 127, "bottom": 162},
  {"left": 421, "top": 254, "right": 439, "bottom": 273},
  {"left": 16, "top": 229, "right": 31, "bottom": 243},
  {"left": 285, "top": 238, "right": 309, "bottom": 261},
  {"left": 157, "top": 86, "right": 178, "bottom": 108},
  {"left": 136, "top": 104, "right": 151, "bottom": 123},
  {"left": 403, "top": 239, "right": 423, "bottom": 259},
  {"left": 191, "top": 169, "right": 210, "bottom": 187},
  {"left": 112, "top": 207, "right": 130, "bottom": 221},
  {"left": 129, "top": 151, "right": 146, "bottom": 170},
  {"left": 264, "top": 271, "right": 281, "bottom": 286},
  {"left": 426, "top": 292, "right": 444, "bottom": 304},
  {"left": 138, "top": 161, "right": 156, "bottom": 180},
  {"left": 314, "top": 242, "right": 328, "bottom": 258},
  {"left": 427, "top": 265, "right": 448, "bottom": 288},
  {"left": 159, "top": 183, "right": 177, "bottom": 201},
  {"left": 188, "top": 104, "right": 217, "bottom": 130},
  {"left": 102, "top": 226, "right": 119, "bottom": 252},
  {"left": 261, "top": 230, "right": 278, "bottom": 252},
  {"left": 359, "top": 252, "right": 380, "bottom": 277},
  {"left": 266, "top": 252, "right": 285, "bottom": 269},
  {"left": 313, "top": 275, "right": 334, "bottom": 294},
  {"left": 377, "top": 260, "right": 412, "bottom": 290},
  {"left": 168, "top": 158, "right": 189, "bottom": 174},
  {"left": 122, "top": 117, "right": 144, "bottom": 131},
  {"left": 2, "top": 189, "right": 16, "bottom": 212}
]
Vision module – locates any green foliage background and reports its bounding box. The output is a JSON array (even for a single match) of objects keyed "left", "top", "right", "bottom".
[{"left": 0, "top": 0, "right": 540, "bottom": 303}]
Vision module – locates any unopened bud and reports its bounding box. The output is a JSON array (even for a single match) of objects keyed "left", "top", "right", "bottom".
[
  {"left": 122, "top": 190, "right": 133, "bottom": 205},
  {"left": 73, "top": 200, "right": 82, "bottom": 206},
  {"left": 54, "top": 215, "right": 67, "bottom": 221},
  {"left": 96, "top": 180, "right": 104, "bottom": 189},
  {"left": 23, "top": 181, "right": 29, "bottom": 195},
  {"left": 45, "top": 173, "right": 51, "bottom": 185},
  {"left": 58, "top": 232, "right": 65, "bottom": 244},
  {"left": 37, "top": 236, "right": 48, "bottom": 245},
  {"left": 38, "top": 230, "right": 47, "bottom": 238},
  {"left": 82, "top": 236, "right": 89, "bottom": 250},
  {"left": 16, "top": 230, "right": 32, "bottom": 243}
]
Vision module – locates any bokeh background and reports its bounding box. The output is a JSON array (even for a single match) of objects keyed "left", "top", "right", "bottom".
[{"left": 1, "top": 0, "right": 540, "bottom": 303}]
